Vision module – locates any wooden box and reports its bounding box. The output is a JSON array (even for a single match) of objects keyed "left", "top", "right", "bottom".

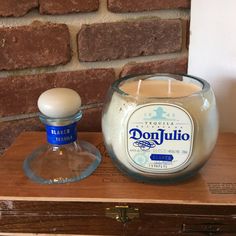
[{"left": 0, "top": 132, "right": 235, "bottom": 235}]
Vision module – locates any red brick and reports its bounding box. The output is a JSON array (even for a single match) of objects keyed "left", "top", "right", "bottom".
[
  {"left": 78, "top": 19, "right": 182, "bottom": 62},
  {"left": 79, "top": 106, "right": 102, "bottom": 132},
  {"left": 0, "top": 68, "right": 116, "bottom": 117},
  {"left": 120, "top": 57, "right": 188, "bottom": 77},
  {"left": 108, "top": 0, "right": 190, "bottom": 12},
  {"left": 0, "top": 0, "right": 38, "bottom": 17},
  {"left": 0, "top": 107, "right": 102, "bottom": 154},
  {"left": 0, "top": 22, "right": 71, "bottom": 71},
  {"left": 39, "top": 0, "right": 99, "bottom": 15}
]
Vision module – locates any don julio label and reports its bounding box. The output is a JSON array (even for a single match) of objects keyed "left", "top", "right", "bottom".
[{"left": 126, "top": 104, "right": 194, "bottom": 173}]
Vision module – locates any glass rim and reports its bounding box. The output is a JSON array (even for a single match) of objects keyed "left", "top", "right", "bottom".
[
  {"left": 111, "top": 73, "right": 211, "bottom": 99},
  {"left": 39, "top": 110, "right": 82, "bottom": 125}
]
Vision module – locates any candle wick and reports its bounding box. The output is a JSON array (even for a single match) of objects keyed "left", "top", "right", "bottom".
[
  {"left": 136, "top": 79, "right": 142, "bottom": 97},
  {"left": 168, "top": 79, "right": 171, "bottom": 96}
]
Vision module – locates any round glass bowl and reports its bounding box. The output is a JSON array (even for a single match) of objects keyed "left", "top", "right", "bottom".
[{"left": 102, "top": 74, "right": 219, "bottom": 183}]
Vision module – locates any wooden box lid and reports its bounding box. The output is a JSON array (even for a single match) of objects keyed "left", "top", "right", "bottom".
[{"left": 0, "top": 132, "right": 236, "bottom": 205}]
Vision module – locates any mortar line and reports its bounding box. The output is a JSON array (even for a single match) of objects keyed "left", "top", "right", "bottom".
[{"left": 0, "top": 103, "right": 103, "bottom": 123}]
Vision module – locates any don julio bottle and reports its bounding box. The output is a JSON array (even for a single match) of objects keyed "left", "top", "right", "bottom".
[{"left": 102, "top": 73, "right": 218, "bottom": 183}]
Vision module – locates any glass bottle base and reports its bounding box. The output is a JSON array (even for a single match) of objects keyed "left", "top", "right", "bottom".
[{"left": 23, "top": 140, "right": 101, "bottom": 184}]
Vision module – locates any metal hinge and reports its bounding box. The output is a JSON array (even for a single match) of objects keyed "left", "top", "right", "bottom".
[{"left": 105, "top": 205, "right": 139, "bottom": 224}]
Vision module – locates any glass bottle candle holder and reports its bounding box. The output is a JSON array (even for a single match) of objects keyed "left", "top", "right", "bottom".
[{"left": 102, "top": 74, "right": 219, "bottom": 183}]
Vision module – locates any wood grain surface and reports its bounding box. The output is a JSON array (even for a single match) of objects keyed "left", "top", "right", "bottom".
[{"left": 0, "top": 132, "right": 235, "bottom": 205}]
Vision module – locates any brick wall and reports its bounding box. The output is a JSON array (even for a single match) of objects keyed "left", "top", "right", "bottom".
[{"left": 0, "top": 0, "right": 190, "bottom": 153}]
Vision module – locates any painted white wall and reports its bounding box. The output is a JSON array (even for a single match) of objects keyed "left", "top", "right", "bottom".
[{"left": 188, "top": 0, "right": 236, "bottom": 132}]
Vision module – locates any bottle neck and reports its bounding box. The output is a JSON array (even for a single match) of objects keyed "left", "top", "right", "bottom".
[
  {"left": 39, "top": 111, "right": 82, "bottom": 146},
  {"left": 46, "top": 122, "right": 77, "bottom": 145}
]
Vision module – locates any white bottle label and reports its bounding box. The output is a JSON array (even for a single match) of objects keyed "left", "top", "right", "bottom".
[{"left": 126, "top": 103, "right": 194, "bottom": 173}]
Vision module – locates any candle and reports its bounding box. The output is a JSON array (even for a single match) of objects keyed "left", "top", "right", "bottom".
[{"left": 102, "top": 74, "right": 218, "bottom": 183}]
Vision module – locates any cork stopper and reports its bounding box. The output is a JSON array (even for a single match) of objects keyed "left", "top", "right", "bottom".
[{"left": 37, "top": 88, "right": 81, "bottom": 118}]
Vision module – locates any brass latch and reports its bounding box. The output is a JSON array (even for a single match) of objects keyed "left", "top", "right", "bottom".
[{"left": 105, "top": 205, "right": 139, "bottom": 224}]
